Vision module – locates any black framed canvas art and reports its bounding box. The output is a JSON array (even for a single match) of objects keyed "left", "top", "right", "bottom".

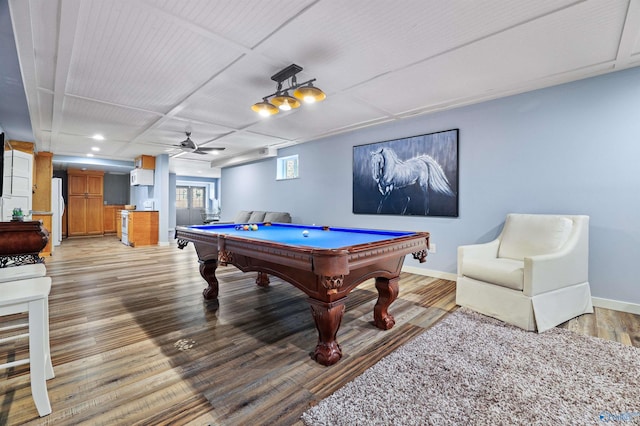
[{"left": 353, "top": 129, "right": 458, "bottom": 217}]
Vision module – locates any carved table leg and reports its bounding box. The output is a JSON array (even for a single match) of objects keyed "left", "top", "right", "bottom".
[
  {"left": 308, "top": 298, "right": 345, "bottom": 366},
  {"left": 373, "top": 276, "right": 399, "bottom": 330},
  {"left": 255, "top": 272, "right": 270, "bottom": 287},
  {"left": 198, "top": 259, "right": 219, "bottom": 302}
]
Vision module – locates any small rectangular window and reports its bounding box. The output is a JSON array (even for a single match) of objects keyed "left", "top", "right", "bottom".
[{"left": 276, "top": 155, "right": 299, "bottom": 180}]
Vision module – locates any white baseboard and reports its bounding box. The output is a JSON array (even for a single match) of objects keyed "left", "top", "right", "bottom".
[
  {"left": 592, "top": 297, "right": 640, "bottom": 315},
  {"left": 157, "top": 241, "right": 170, "bottom": 247},
  {"left": 401, "top": 267, "right": 640, "bottom": 316},
  {"left": 401, "top": 265, "right": 457, "bottom": 281}
]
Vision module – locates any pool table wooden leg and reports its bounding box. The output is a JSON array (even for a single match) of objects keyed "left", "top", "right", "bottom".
[
  {"left": 198, "top": 259, "right": 219, "bottom": 302},
  {"left": 373, "top": 276, "right": 399, "bottom": 330},
  {"left": 308, "top": 298, "right": 345, "bottom": 366},
  {"left": 255, "top": 272, "right": 270, "bottom": 287}
]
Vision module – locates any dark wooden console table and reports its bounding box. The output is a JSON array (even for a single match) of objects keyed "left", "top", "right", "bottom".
[{"left": 0, "top": 221, "right": 50, "bottom": 267}]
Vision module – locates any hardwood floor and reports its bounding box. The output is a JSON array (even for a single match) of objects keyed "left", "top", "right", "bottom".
[{"left": 1, "top": 236, "right": 638, "bottom": 425}]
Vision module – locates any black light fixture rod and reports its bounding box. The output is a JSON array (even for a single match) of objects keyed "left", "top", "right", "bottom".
[{"left": 262, "top": 78, "right": 317, "bottom": 100}]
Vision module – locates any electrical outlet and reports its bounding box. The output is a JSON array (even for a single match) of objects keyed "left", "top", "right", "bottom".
[{"left": 429, "top": 243, "right": 436, "bottom": 253}]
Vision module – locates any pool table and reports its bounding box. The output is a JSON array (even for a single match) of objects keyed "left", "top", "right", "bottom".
[{"left": 175, "top": 222, "right": 429, "bottom": 366}]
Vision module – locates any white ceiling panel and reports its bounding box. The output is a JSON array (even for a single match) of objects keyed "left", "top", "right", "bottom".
[
  {"left": 350, "top": 0, "right": 628, "bottom": 115},
  {"left": 176, "top": 89, "right": 257, "bottom": 130},
  {"left": 115, "top": 141, "right": 180, "bottom": 159},
  {"left": 170, "top": 157, "right": 221, "bottom": 178},
  {"left": 208, "top": 131, "right": 288, "bottom": 158},
  {"left": 5, "top": 0, "right": 640, "bottom": 172},
  {"left": 30, "top": 0, "right": 59, "bottom": 92},
  {"left": 143, "top": 0, "right": 317, "bottom": 48},
  {"left": 39, "top": 131, "right": 52, "bottom": 152},
  {"left": 168, "top": 132, "right": 280, "bottom": 164},
  {"left": 37, "top": 90, "right": 54, "bottom": 131},
  {"left": 66, "top": 0, "right": 245, "bottom": 112},
  {"left": 175, "top": 56, "right": 283, "bottom": 129},
  {"left": 138, "top": 118, "right": 233, "bottom": 147},
  {"left": 52, "top": 134, "right": 129, "bottom": 157},
  {"left": 57, "top": 96, "right": 161, "bottom": 143},
  {"left": 631, "top": 23, "right": 640, "bottom": 57},
  {"left": 255, "top": 0, "right": 579, "bottom": 90}
]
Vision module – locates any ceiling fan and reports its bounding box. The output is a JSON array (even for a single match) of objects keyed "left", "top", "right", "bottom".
[{"left": 173, "top": 132, "right": 225, "bottom": 154}]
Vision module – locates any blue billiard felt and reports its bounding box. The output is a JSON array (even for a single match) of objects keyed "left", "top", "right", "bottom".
[{"left": 186, "top": 223, "right": 415, "bottom": 250}]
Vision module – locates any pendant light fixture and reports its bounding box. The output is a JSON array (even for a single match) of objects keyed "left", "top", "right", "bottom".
[
  {"left": 293, "top": 83, "right": 326, "bottom": 103},
  {"left": 251, "top": 98, "right": 279, "bottom": 116},
  {"left": 251, "top": 64, "right": 326, "bottom": 116}
]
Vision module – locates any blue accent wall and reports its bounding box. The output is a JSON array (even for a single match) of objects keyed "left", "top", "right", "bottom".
[
  {"left": 221, "top": 66, "right": 640, "bottom": 306},
  {"left": 103, "top": 173, "right": 129, "bottom": 204}
]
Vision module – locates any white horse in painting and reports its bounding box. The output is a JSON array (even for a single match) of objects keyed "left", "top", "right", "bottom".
[{"left": 371, "top": 147, "right": 454, "bottom": 214}]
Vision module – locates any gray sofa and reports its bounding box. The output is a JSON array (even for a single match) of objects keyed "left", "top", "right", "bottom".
[{"left": 233, "top": 210, "right": 291, "bottom": 223}]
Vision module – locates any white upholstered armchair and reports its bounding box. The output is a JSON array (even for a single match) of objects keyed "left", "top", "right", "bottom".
[{"left": 456, "top": 214, "right": 593, "bottom": 332}]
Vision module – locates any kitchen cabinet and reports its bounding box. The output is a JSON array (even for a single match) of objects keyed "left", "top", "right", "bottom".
[
  {"left": 67, "top": 169, "right": 104, "bottom": 237},
  {"left": 134, "top": 155, "right": 155, "bottom": 170},
  {"left": 104, "top": 205, "right": 124, "bottom": 234},
  {"left": 127, "top": 211, "right": 158, "bottom": 247}
]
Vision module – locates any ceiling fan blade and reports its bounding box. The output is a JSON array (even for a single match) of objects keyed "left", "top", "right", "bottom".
[
  {"left": 192, "top": 149, "right": 209, "bottom": 155},
  {"left": 197, "top": 146, "right": 226, "bottom": 151}
]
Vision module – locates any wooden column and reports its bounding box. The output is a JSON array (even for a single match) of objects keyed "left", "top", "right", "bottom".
[{"left": 33, "top": 152, "right": 53, "bottom": 212}]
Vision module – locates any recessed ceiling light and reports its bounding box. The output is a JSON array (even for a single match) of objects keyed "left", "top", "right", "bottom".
[
  {"left": 87, "top": 153, "right": 94, "bottom": 157},
  {"left": 92, "top": 147, "right": 100, "bottom": 151},
  {"left": 91, "top": 134, "right": 104, "bottom": 140}
]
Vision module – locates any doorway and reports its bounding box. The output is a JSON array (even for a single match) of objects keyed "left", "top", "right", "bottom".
[{"left": 176, "top": 185, "right": 206, "bottom": 225}]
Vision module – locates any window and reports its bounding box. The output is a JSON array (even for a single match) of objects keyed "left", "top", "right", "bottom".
[
  {"left": 191, "top": 187, "right": 204, "bottom": 209},
  {"left": 276, "top": 155, "right": 299, "bottom": 180},
  {"left": 176, "top": 187, "right": 188, "bottom": 209},
  {"left": 176, "top": 186, "right": 205, "bottom": 209}
]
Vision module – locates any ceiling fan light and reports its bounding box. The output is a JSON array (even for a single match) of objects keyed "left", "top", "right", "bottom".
[
  {"left": 251, "top": 100, "right": 279, "bottom": 116},
  {"left": 271, "top": 92, "right": 301, "bottom": 111},
  {"left": 293, "top": 84, "right": 326, "bottom": 103}
]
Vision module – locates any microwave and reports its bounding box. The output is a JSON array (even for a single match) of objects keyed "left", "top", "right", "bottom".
[{"left": 130, "top": 168, "right": 154, "bottom": 186}]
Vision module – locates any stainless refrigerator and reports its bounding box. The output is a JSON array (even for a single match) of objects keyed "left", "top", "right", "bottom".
[{"left": 52, "top": 177, "right": 65, "bottom": 246}]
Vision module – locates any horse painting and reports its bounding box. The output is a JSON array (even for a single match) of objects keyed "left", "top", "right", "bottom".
[{"left": 371, "top": 147, "right": 455, "bottom": 215}]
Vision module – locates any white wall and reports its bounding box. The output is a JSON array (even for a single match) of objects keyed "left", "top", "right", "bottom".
[{"left": 221, "top": 66, "right": 640, "bottom": 308}]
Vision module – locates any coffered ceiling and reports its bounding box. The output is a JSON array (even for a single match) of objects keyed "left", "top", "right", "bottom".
[{"left": 4, "top": 0, "right": 640, "bottom": 176}]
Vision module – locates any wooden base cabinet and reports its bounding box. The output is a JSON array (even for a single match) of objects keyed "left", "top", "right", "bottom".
[
  {"left": 104, "top": 205, "right": 124, "bottom": 234},
  {"left": 128, "top": 211, "right": 158, "bottom": 247},
  {"left": 68, "top": 169, "right": 104, "bottom": 237}
]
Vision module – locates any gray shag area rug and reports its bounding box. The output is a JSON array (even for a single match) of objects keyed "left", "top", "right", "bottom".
[{"left": 301, "top": 308, "right": 640, "bottom": 425}]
